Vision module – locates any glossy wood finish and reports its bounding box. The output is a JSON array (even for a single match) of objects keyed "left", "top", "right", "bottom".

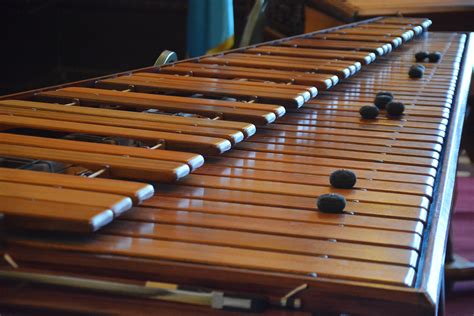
[
  {"left": 0, "top": 167, "right": 154, "bottom": 204},
  {"left": 7, "top": 233, "right": 416, "bottom": 286},
  {"left": 0, "top": 136, "right": 191, "bottom": 182},
  {"left": 229, "top": 52, "right": 363, "bottom": 72},
  {"left": 178, "top": 174, "right": 428, "bottom": 208},
  {"left": 159, "top": 62, "right": 336, "bottom": 89},
  {"left": 245, "top": 46, "right": 376, "bottom": 64},
  {"left": 116, "top": 208, "right": 421, "bottom": 250},
  {"left": 195, "top": 164, "right": 433, "bottom": 197},
  {"left": 224, "top": 148, "right": 437, "bottom": 176},
  {"left": 205, "top": 156, "right": 435, "bottom": 186},
  {"left": 332, "top": 27, "right": 414, "bottom": 42},
  {"left": 0, "top": 105, "right": 245, "bottom": 145},
  {"left": 282, "top": 38, "right": 391, "bottom": 55},
  {"left": 198, "top": 55, "right": 353, "bottom": 79},
  {"left": 143, "top": 195, "right": 427, "bottom": 228},
  {"left": 97, "top": 74, "right": 309, "bottom": 108},
  {"left": 1, "top": 196, "right": 114, "bottom": 232},
  {"left": 37, "top": 87, "right": 280, "bottom": 125},
  {"left": 0, "top": 113, "right": 231, "bottom": 155},
  {"left": 134, "top": 72, "right": 318, "bottom": 99},
  {"left": 0, "top": 181, "right": 131, "bottom": 216},
  {"left": 0, "top": 133, "right": 203, "bottom": 171},
  {"left": 312, "top": 33, "right": 403, "bottom": 47},
  {"left": 153, "top": 183, "right": 427, "bottom": 221},
  {"left": 0, "top": 99, "right": 255, "bottom": 138},
  {"left": 28, "top": 207, "right": 423, "bottom": 263},
  {"left": 235, "top": 141, "right": 437, "bottom": 169},
  {"left": 0, "top": 18, "right": 467, "bottom": 316}
]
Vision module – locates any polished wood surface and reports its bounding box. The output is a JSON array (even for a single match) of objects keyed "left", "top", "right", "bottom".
[
  {"left": 0, "top": 181, "right": 131, "bottom": 217},
  {"left": 0, "top": 167, "right": 154, "bottom": 205},
  {"left": 1, "top": 196, "right": 114, "bottom": 232},
  {"left": 160, "top": 62, "right": 337, "bottom": 89},
  {"left": 246, "top": 45, "right": 376, "bottom": 64},
  {"left": 0, "top": 114, "right": 231, "bottom": 155},
  {"left": 38, "top": 87, "right": 280, "bottom": 125},
  {"left": 0, "top": 104, "right": 244, "bottom": 145},
  {"left": 0, "top": 136, "right": 192, "bottom": 182},
  {"left": 0, "top": 18, "right": 470, "bottom": 315},
  {"left": 282, "top": 38, "right": 392, "bottom": 55},
  {"left": 97, "top": 75, "right": 308, "bottom": 108},
  {"left": 0, "top": 133, "right": 203, "bottom": 171},
  {"left": 199, "top": 55, "right": 354, "bottom": 79}
]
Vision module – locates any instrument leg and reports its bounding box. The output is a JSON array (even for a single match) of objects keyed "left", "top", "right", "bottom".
[
  {"left": 438, "top": 274, "right": 446, "bottom": 316},
  {"left": 445, "top": 159, "right": 474, "bottom": 287}
]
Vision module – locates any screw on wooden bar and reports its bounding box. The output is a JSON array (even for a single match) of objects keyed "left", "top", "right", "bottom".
[
  {"left": 212, "top": 116, "right": 222, "bottom": 120},
  {"left": 280, "top": 283, "right": 307, "bottom": 309},
  {"left": 4, "top": 254, "right": 19, "bottom": 269}
]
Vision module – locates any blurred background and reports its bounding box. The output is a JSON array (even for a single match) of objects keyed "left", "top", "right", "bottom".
[
  {"left": 0, "top": 0, "right": 252, "bottom": 96},
  {"left": 1, "top": 0, "right": 473, "bottom": 95}
]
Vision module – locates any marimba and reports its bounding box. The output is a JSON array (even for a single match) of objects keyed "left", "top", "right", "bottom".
[{"left": 0, "top": 17, "right": 472, "bottom": 315}]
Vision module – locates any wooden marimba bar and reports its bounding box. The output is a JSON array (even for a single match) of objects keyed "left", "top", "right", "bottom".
[{"left": 0, "top": 17, "right": 472, "bottom": 315}]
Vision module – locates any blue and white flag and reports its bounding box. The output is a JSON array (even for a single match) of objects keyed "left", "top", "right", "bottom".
[{"left": 187, "top": 0, "right": 234, "bottom": 57}]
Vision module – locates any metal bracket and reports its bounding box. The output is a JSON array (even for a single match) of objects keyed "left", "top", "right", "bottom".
[{"left": 154, "top": 50, "right": 178, "bottom": 67}]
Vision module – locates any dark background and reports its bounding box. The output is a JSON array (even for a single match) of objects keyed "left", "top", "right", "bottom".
[
  {"left": 0, "top": 0, "right": 256, "bottom": 96},
  {"left": 2, "top": 0, "right": 472, "bottom": 96}
]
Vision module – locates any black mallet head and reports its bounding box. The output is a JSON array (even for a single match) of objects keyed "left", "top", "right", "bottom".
[
  {"left": 317, "top": 194, "right": 347, "bottom": 214},
  {"left": 415, "top": 51, "right": 429, "bottom": 62},
  {"left": 409, "top": 65, "right": 424, "bottom": 79},
  {"left": 374, "top": 94, "right": 393, "bottom": 109},
  {"left": 359, "top": 105, "right": 379, "bottom": 119},
  {"left": 428, "top": 51, "right": 442, "bottom": 63},
  {"left": 330, "top": 169, "right": 357, "bottom": 189},
  {"left": 386, "top": 101, "right": 405, "bottom": 117}
]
